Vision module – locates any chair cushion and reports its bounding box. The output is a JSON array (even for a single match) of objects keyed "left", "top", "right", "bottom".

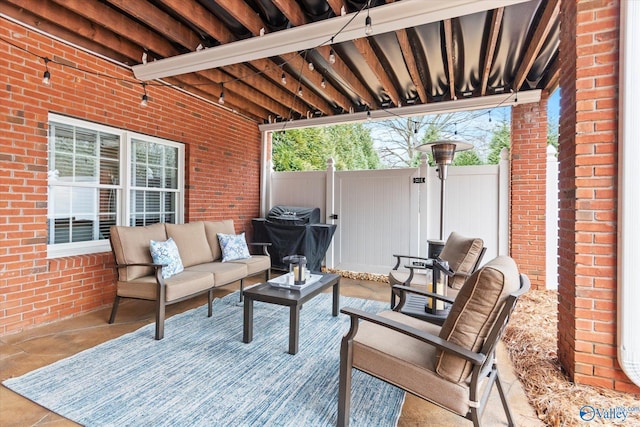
[
  {"left": 352, "top": 310, "right": 472, "bottom": 416},
  {"left": 165, "top": 222, "right": 214, "bottom": 267},
  {"left": 217, "top": 232, "right": 251, "bottom": 262},
  {"left": 110, "top": 223, "right": 167, "bottom": 281},
  {"left": 149, "top": 237, "right": 184, "bottom": 279},
  {"left": 203, "top": 220, "right": 236, "bottom": 261},
  {"left": 439, "top": 232, "right": 484, "bottom": 290},
  {"left": 436, "top": 256, "right": 519, "bottom": 383}
]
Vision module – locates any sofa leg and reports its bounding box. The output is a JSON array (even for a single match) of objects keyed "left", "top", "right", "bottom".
[
  {"left": 208, "top": 289, "right": 213, "bottom": 317},
  {"left": 239, "top": 279, "right": 244, "bottom": 302},
  {"left": 108, "top": 296, "right": 121, "bottom": 324},
  {"left": 155, "top": 298, "right": 165, "bottom": 340}
]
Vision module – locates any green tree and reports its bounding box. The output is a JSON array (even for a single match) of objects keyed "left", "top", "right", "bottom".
[
  {"left": 486, "top": 120, "right": 511, "bottom": 164},
  {"left": 272, "top": 124, "right": 380, "bottom": 171}
]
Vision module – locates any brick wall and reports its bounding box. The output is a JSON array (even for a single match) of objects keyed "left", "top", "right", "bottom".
[
  {"left": 0, "top": 18, "right": 262, "bottom": 336},
  {"left": 557, "top": 0, "right": 639, "bottom": 393},
  {"left": 510, "top": 97, "right": 548, "bottom": 290}
]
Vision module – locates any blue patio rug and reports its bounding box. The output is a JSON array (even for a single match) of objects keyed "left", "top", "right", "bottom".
[{"left": 4, "top": 292, "right": 404, "bottom": 426}]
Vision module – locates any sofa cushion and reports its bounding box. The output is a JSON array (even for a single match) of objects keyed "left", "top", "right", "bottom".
[
  {"left": 149, "top": 237, "right": 184, "bottom": 279},
  {"left": 436, "top": 256, "right": 519, "bottom": 383},
  {"left": 204, "top": 220, "right": 236, "bottom": 261},
  {"left": 165, "top": 222, "right": 214, "bottom": 267},
  {"left": 229, "top": 255, "right": 270, "bottom": 275},
  {"left": 186, "top": 262, "right": 248, "bottom": 287},
  {"left": 217, "top": 232, "right": 251, "bottom": 262},
  {"left": 110, "top": 223, "right": 167, "bottom": 281},
  {"left": 115, "top": 270, "right": 214, "bottom": 302},
  {"left": 439, "top": 232, "right": 484, "bottom": 290}
]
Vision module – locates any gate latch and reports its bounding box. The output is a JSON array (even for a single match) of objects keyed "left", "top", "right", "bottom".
[{"left": 413, "top": 177, "right": 426, "bottom": 184}]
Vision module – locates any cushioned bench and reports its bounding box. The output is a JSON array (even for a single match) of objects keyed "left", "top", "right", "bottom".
[{"left": 109, "top": 220, "right": 270, "bottom": 339}]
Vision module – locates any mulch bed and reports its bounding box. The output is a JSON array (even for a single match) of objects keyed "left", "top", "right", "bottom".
[{"left": 503, "top": 289, "right": 640, "bottom": 426}]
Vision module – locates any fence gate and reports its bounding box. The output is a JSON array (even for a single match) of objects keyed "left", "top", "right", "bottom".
[{"left": 332, "top": 168, "right": 422, "bottom": 275}]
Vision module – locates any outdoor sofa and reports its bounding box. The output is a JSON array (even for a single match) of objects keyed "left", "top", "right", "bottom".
[{"left": 108, "top": 220, "right": 270, "bottom": 339}]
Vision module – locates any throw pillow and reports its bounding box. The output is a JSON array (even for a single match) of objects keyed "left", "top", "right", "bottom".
[
  {"left": 149, "top": 237, "right": 184, "bottom": 279},
  {"left": 217, "top": 232, "right": 251, "bottom": 262}
]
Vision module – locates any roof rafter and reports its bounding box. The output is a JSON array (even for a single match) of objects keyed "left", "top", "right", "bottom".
[{"left": 481, "top": 7, "right": 504, "bottom": 96}]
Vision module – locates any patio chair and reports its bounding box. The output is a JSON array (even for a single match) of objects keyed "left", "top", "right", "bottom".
[
  {"left": 388, "top": 231, "right": 485, "bottom": 310},
  {"left": 338, "top": 256, "right": 529, "bottom": 427}
]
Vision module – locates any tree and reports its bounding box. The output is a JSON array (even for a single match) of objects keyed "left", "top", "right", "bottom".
[
  {"left": 272, "top": 124, "right": 380, "bottom": 171},
  {"left": 371, "top": 112, "right": 490, "bottom": 168},
  {"left": 486, "top": 120, "right": 510, "bottom": 164}
]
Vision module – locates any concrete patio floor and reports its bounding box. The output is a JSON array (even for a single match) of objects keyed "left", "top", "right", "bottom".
[{"left": 0, "top": 275, "right": 542, "bottom": 427}]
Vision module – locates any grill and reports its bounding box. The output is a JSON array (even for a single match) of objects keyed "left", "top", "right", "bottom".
[{"left": 252, "top": 205, "right": 336, "bottom": 271}]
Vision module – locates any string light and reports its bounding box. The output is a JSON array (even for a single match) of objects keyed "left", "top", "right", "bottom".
[
  {"left": 489, "top": 110, "right": 492, "bottom": 123},
  {"left": 140, "top": 83, "right": 148, "bottom": 107},
  {"left": 297, "top": 86, "right": 303, "bottom": 97},
  {"left": 308, "top": 62, "right": 314, "bottom": 71},
  {"left": 281, "top": 72, "right": 287, "bottom": 85},
  {"left": 321, "top": 77, "right": 326, "bottom": 89},
  {"left": 42, "top": 58, "right": 51, "bottom": 85},
  {"left": 365, "top": 1, "right": 373, "bottom": 36},
  {"left": 454, "top": 122, "right": 458, "bottom": 135},
  {"left": 367, "top": 110, "right": 371, "bottom": 121},
  {"left": 218, "top": 83, "right": 225, "bottom": 104},
  {"left": 329, "top": 47, "right": 336, "bottom": 64}
]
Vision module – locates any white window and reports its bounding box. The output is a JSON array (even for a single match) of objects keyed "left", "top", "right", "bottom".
[{"left": 47, "top": 114, "right": 184, "bottom": 258}]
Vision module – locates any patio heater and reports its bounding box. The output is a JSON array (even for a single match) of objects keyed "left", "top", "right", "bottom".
[{"left": 416, "top": 140, "right": 473, "bottom": 242}]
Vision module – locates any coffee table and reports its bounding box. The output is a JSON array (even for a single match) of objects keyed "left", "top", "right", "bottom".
[{"left": 242, "top": 272, "right": 340, "bottom": 355}]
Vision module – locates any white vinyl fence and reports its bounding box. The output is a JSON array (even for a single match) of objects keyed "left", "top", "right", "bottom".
[{"left": 266, "top": 148, "right": 559, "bottom": 288}]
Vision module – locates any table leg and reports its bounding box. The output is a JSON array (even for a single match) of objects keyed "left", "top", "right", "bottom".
[
  {"left": 243, "top": 297, "right": 253, "bottom": 344},
  {"left": 289, "top": 304, "right": 301, "bottom": 354},
  {"left": 332, "top": 278, "right": 340, "bottom": 316}
]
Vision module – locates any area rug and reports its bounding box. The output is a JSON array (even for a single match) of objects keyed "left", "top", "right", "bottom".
[{"left": 4, "top": 293, "right": 404, "bottom": 426}]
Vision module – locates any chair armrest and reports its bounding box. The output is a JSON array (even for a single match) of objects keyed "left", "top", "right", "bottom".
[
  {"left": 392, "top": 284, "right": 455, "bottom": 305},
  {"left": 340, "top": 307, "right": 485, "bottom": 365},
  {"left": 248, "top": 242, "right": 271, "bottom": 256},
  {"left": 391, "top": 254, "right": 433, "bottom": 270},
  {"left": 115, "top": 262, "right": 166, "bottom": 269}
]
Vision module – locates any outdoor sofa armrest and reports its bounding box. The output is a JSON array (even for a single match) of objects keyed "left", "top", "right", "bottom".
[
  {"left": 391, "top": 254, "right": 433, "bottom": 270},
  {"left": 248, "top": 242, "right": 271, "bottom": 256}
]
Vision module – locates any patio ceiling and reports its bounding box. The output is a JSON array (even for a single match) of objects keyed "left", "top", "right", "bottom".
[{"left": 2, "top": 0, "right": 559, "bottom": 124}]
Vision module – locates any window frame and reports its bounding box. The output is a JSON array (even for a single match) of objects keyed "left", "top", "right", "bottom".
[{"left": 47, "top": 113, "right": 185, "bottom": 258}]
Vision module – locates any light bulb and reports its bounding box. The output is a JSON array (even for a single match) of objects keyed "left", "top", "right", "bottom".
[
  {"left": 297, "top": 86, "right": 303, "bottom": 97},
  {"left": 308, "top": 62, "right": 314, "bottom": 71},
  {"left": 281, "top": 73, "right": 287, "bottom": 85},
  {"left": 140, "top": 94, "right": 148, "bottom": 107},
  {"left": 321, "top": 77, "right": 326, "bottom": 89},
  {"left": 365, "top": 16, "right": 373, "bottom": 36},
  {"left": 42, "top": 70, "right": 51, "bottom": 85},
  {"left": 218, "top": 91, "right": 225, "bottom": 104},
  {"left": 329, "top": 48, "right": 336, "bottom": 64}
]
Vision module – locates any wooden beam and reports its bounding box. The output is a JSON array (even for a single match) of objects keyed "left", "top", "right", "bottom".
[
  {"left": 513, "top": 0, "right": 560, "bottom": 91},
  {"left": 326, "top": 0, "right": 344, "bottom": 16},
  {"left": 104, "top": 0, "right": 200, "bottom": 52},
  {"left": 352, "top": 37, "right": 401, "bottom": 106},
  {"left": 395, "top": 29, "right": 428, "bottom": 103},
  {"left": 214, "top": 0, "right": 267, "bottom": 36},
  {"left": 315, "top": 44, "right": 376, "bottom": 108},
  {"left": 481, "top": 7, "right": 504, "bottom": 95},
  {"left": 443, "top": 18, "right": 456, "bottom": 101},
  {"left": 249, "top": 58, "right": 335, "bottom": 116},
  {"left": 1, "top": 0, "right": 137, "bottom": 65},
  {"left": 281, "top": 51, "right": 353, "bottom": 113},
  {"left": 542, "top": 55, "right": 560, "bottom": 95},
  {"left": 156, "top": 0, "right": 234, "bottom": 44},
  {"left": 271, "top": 0, "right": 309, "bottom": 25}
]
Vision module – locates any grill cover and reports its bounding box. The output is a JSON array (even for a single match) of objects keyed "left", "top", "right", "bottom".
[
  {"left": 266, "top": 205, "right": 320, "bottom": 225},
  {"left": 253, "top": 205, "right": 336, "bottom": 271}
]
